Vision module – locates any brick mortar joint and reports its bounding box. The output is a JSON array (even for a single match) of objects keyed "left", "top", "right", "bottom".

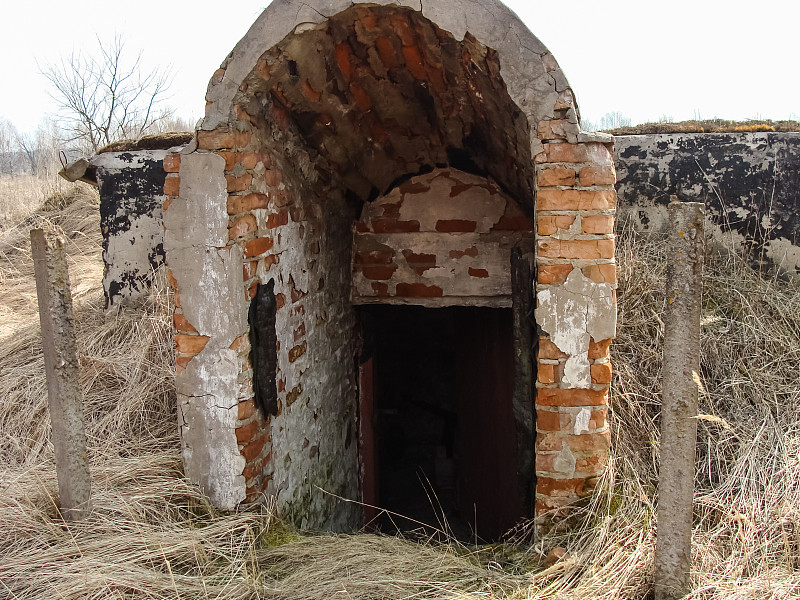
[
  {"left": 536, "top": 258, "right": 616, "bottom": 266},
  {"left": 536, "top": 405, "right": 609, "bottom": 413},
  {"left": 537, "top": 233, "right": 616, "bottom": 240},
  {"left": 536, "top": 383, "right": 610, "bottom": 392},
  {"left": 537, "top": 210, "right": 616, "bottom": 216},
  {"left": 536, "top": 185, "right": 617, "bottom": 191},
  {"left": 536, "top": 425, "right": 610, "bottom": 435},
  {"left": 535, "top": 161, "right": 617, "bottom": 169},
  {"left": 538, "top": 359, "right": 561, "bottom": 365},
  {"left": 540, "top": 358, "right": 613, "bottom": 365},
  {"left": 237, "top": 429, "right": 271, "bottom": 448},
  {"left": 536, "top": 471, "right": 605, "bottom": 479},
  {"left": 236, "top": 413, "right": 262, "bottom": 429}
]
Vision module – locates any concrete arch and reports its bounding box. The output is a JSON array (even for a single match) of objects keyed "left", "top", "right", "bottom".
[
  {"left": 165, "top": 0, "right": 617, "bottom": 528},
  {"left": 202, "top": 0, "right": 578, "bottom": 148}
]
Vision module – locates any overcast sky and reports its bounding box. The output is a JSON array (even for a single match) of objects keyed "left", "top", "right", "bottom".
[{"left": 2, "top": 0, "right": 798, "bottom": 135}]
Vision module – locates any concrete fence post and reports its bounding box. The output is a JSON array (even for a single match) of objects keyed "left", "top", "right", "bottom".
[
  {"left": 31, "top": 227, "right": 92, "bottom": 521},
  {"left": 654, "top": 199, "right": 705, "bottom": 600}
]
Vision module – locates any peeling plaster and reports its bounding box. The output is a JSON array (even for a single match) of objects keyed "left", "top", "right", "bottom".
[
  {"left": 178, "top": 349, "right": 246, "bottom": 510},
  {"left": 536, "top": 269, "right": 616, "bottom": 389},
  {"left": 398, "top": 180, "right": 506, "bottom": 233},
  {"left": 553, "top": 442, "right": 576, "bottom": 478},
  {"left": 615, "top": 133, "right": 800, "bottom": 275},
  {"left": 92, "top": 150, "right": 168, "bottom": 309},
  {"left": 574, "top": 408, "right": 591, "bottom": 435},
  {"left": 163, "top": 153, "right": 249, "bottom": 509},
  {"left": 169, "top": 0, "right": 590, "bottom": 525},
  {"left": 353, "top": 169, "right": 532, "bottom": 306}
]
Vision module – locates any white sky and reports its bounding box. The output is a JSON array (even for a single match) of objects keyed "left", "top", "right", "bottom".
[{"left": 2, "top": 0, "right": 798, "bottom": 135}]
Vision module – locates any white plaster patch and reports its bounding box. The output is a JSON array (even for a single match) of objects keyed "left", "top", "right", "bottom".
[
  {"left": 90, "top": 150, "right": 168, "bottom": 170},
  {"left": 553, "top": 442, "right": 577, "bottom": 478},
  {"left": 563, "top": 353, "right": 591, "bottom": 388},
  {"left": 351, "top": 231, "right": 525, "bottom": 302},
  {"left": 164, "top": 152, "right": 251, "bottom": 511},
  {"left": 102, "top": 209, "right": 164, "bottom": 307},
  {"left": 397, "top": 176, "right": 506, "bottom": 233},
  {"left": 536, "top": 269, "right": 616, "bottom": 389},
  {"left": 164, "top": 153, "right": 229, "bottom": 249},
  {"left": 574, "top": 408, "right": 591, "bottom": 435},
  {"left": 178, "top": 348, "right": 246, "bottom": 510}
]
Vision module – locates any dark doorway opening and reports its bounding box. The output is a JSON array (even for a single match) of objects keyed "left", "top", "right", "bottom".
[{"left": 358, "top": 305, "right": 524, "bottom": 541}]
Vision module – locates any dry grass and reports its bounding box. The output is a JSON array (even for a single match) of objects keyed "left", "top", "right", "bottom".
[
  {"left": 0, "top": 180, "right": 798, "bottom": 598},
  {"left": 604, "top": 118, "right": 800, "bottom": 135},
  {"left": 0, "top": 174, "right": 74, "bottom": 228}
]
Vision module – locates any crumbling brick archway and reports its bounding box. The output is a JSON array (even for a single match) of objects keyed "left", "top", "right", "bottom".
[{"left": 163, "top": 0, "right": 617, "bottom": 531}]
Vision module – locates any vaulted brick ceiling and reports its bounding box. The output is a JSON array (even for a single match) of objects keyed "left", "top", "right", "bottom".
[{"left": 233, "top": 5, "right": 534, "bottom": 209}]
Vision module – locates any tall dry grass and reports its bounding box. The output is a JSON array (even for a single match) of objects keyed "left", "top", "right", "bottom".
[
  {"left": 0, "top": 173, "right": 72, "bottom": 228},
  {"left": 0, "top": 183, "right": 798, "bottom": 599}
]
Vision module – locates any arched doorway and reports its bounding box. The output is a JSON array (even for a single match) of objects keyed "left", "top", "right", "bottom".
[
  {"left": 352, "top": 168, "right": 534, "bottom": 539},
  {"left": 164, "top": 0, "right": 617, "bottom": 531}
]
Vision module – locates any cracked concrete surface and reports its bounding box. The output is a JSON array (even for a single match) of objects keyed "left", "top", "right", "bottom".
[{"left": 164, "top": 153, "right": 249, "bottom": 509}]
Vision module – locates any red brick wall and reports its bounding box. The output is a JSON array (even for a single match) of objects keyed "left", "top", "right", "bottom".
[
  {"left": 533, "top": 119, "right": 617, "bottom": 516},
  {"left": 352, "top": 168, "right": 533, "bottom": 305},
  {"left": 164, "top": 2, "right": 617, "bottom": 525}
]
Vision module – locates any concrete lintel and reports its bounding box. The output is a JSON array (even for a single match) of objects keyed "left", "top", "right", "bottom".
[
  {"left": 351, "top": 295, "right": 512, "bottom": 308},
  {"left": 90, "top": 150, "right": 169, "bottom": 170}
]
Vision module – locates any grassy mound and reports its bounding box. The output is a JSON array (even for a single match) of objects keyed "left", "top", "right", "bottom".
[
  {"left": 605, "top": 118, "right": 800, "bottom": 135},
  {"left": 0, "top": 185, "right": 798, "bottom": 598}
]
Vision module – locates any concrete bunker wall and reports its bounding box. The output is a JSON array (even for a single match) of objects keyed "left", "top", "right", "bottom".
[
  {"left": 99, "top": 134, "right": 800, "bottom": 309},
  {"left": 614, "top": 132, "right": 800, "bottom": 274},
  {"left": 163, "top": 0, "right": 618, "bottom": 527},
  {"left": 92, "top": 150, "right": 169, "bottom": 309}
]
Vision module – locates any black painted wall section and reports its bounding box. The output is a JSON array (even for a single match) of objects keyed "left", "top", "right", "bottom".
[
  {"left": 614, "top": 133, "right": 800, "bottom": 272},
  {"left": 95, "top": 152, "right": 167, "bottom": 308}
]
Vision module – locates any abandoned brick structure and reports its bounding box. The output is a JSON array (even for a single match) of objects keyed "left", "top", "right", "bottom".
[{"left": 162, "top": 0, "right": 617, "bottom": 535}]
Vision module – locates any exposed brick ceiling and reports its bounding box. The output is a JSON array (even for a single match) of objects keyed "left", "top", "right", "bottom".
[{"left": 233, "top": 5, "right": 534, "bottom": 209}]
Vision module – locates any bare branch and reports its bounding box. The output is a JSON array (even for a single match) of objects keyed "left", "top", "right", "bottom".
[{"left": 40, "top": 36, "right": 174, "bottom": 154}]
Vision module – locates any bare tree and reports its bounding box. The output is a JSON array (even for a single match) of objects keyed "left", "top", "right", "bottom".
[
  {"left": 599, "top": 111, "right": 632, "bottom": 131},
  {"left": 16, "top": 131, "right": 38, "bottom": 175},
  {"left": 0, "top": 118, "right": 18, "bottom": 175},
  {"left": 15, "top": 119, "right": 62, "bottom": 176},
  {"left": 42, "top": 36, "right": 173, "bottom": 154},
  {"left": 152, "top": 114, "right": 196, "bottom": 134}
]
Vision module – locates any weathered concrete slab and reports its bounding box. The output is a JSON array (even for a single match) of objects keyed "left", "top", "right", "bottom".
[
  {"left": 92, "top": 151, "right": 169, "bottom": 309},
  {"left": 615, "top": 132, "right": 800, "bottom": 273}
]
